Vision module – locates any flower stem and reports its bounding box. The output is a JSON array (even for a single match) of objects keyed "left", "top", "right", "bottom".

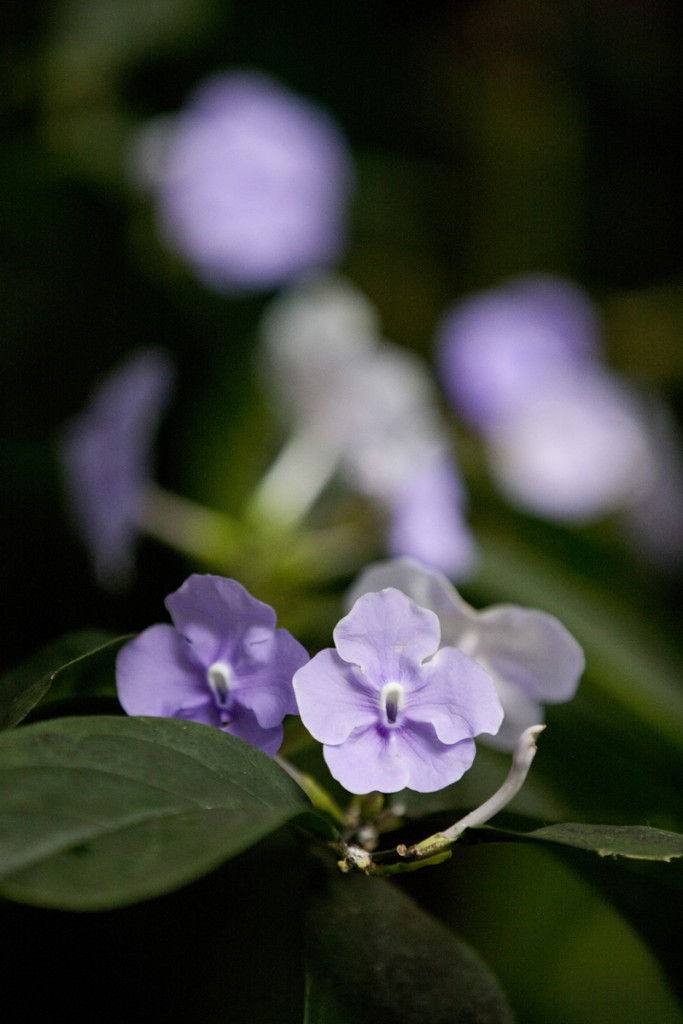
[{"left": 137, "top": 482, "right": 242, "bottom": 564}]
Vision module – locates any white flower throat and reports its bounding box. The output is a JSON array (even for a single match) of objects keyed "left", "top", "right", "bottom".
[
  {"left": 380, "top": 681, "right": 404, "bottom": 726},
  {"left": 207, "top": 661, "right": 233, "bottom": 710}
]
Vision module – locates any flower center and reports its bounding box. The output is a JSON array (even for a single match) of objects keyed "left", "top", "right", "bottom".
[
  {"left": 207, "top": 661, "right": 233, "bottom": 710},
  {"left": 380, "top": 681, "right": 404, "bottom": 727}
]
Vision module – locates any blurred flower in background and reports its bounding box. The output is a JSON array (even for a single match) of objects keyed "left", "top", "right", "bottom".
[
  {"left": 256, "top": 274, "right": 477, "bottom": 578},
  {"left": 436, "top": 274, "right": 683, "bottom": 547},
  {"left": 132, "top": 71, "right": 354, "bottom": 292},
  {"left": 60, "top": 348, "right": 174, "bottom": 590}
]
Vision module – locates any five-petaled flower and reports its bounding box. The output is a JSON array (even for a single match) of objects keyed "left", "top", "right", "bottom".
[
  {"left": 116, "top": 574, "right": 309, "bottom": 756},
  {"left": 292, "top": 587, "right": 503, "bottom": 794},
  {"left": 346, "top": 558, "right": 585, "bottom": 751}
]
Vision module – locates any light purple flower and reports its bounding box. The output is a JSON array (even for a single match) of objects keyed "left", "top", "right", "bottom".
[
  {"left": 116, "top": 574, "right": 309, "bottom": 756},
  {"left": 346, "top": 558, "right": 584, "bottom": 751},
  {"left": 436, "top": 274, "right": 600, "bottom": 430},
  {"left": 135, "top": 71, "right": 353, "bottom": 292},
  {"left": 292, "top": 588, "right": 503, "bottom": 794},
  {"left": 60, "top": 348, "right": 174, "bottom": 589}
]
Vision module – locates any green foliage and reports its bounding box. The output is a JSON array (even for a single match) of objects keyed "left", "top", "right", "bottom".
[
  {"left": 304, "top": 862, "right": 514, "bottom": 1024},
  {"left": 0, "top": 716, "right": 310, "bottom": 909}
]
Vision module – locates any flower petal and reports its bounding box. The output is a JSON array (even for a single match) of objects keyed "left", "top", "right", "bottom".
[
  {"left": 398, "top": 722, "right": 478, "bottom": 792},
  {"left": 221, "top": 704, "right": 284, "bottom": 757},
  {"left": 323, "top": 726, "right": 410, "bottom": 794},
  {"left": 165, "top": 574, "right": 276, "bottom": 665},
  {"left": 293, "top": 649, "right": 378, "bottom": 744},
  {"left": 234, "top": 628, "right": 308, "bottom": 726},
  {"left": 116, "top": 623, "right": 211, "bottom": 720},
  {"left": 474, "top": 604, "right": 584, "bottom": 704},
  {"left": 405, "top": 647, "right": 503, "bottom": 743},
  {"left": 334, "top": 588, "right": 441, "bottom": 682}
]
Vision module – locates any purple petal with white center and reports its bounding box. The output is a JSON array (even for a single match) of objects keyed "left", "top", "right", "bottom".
[
  {"left": 60, "top": 348, "right": 173, "bottom": 590},
  {"left": 166, "top": 574, "right": 277, "bottom": 667},
  {"left": 345, "top": 557, "right": 584, "bottom": 752},
  {"left": 292, "top": 649, "right": 379, "bottom": 745},
  {"left": 116, "top": 623, "right": 210, "bottom": 720},
  {"left": 406, "top": 647, "right": 503, "bottom": 743},
  {"left": 333, "top": 588, "right": 441, "bottom": 683}
]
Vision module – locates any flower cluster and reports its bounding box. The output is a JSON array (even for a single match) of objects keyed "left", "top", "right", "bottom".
[{"left": 116, "top": 566, "right": 583, "bottom": 795}]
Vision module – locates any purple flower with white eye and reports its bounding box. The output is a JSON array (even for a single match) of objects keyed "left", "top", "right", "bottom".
[
  {"left": 116, "top": 574, "right": 309, "bottom": 756},
  {"left": 60, "top": 348, "right": 174, "bottom": 590},
  {"left": 292, "top": 588, "right": 503, "bottom": 794},
  {"left": 134, "top": 71, "right": 353, "bottom": 292},
  {"left": 346, "top": 558, "right": 585, "bottom": 751}
]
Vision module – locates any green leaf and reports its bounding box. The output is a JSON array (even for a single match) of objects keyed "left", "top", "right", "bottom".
[
  {"left": 0, "top": 630, "right": 128, "bottom": 729},
  {"left": 520, "top": 822, "right": 683, "bottom": 861},
  {"left": 304, "top": 862, "right": 514, "bottom": 1024},
  {"left": 0, "top": 715, "right": 311, "bottom": 910}
]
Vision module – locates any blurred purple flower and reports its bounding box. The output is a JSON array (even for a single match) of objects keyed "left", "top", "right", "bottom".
[
  {"left": 135, "top": 71, "right": 353, "bottom": 292},
  {"left": 117, "top": 574, "right": 308, "bottom": 756},
  {"left": 346, "top": 558, "right": 584, "bottom": 751},
  {"left": 436, "top": 274, "right": 600, "bottom": 430},
  {"left": 60, "top": 348, "right": 174, "bottom": 589},
  {"left": 387, "top": 452, "right": 477, "bottom": 579},
  {"left": 485, "top": 371, "right": 652, "bottom": 523},
  {"left": 293, "top": 587, "right": 502, "bottom": 793}
]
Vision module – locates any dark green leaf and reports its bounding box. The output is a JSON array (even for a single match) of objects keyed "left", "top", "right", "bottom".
[
  {"left": 0, "top": 630, "right": 128, "bottom": 729},
  {"left": 477, "top": 821, "right": 683, "bottom": 862},
  {"left": 0, "top": 715, "right": 311, "bottom": 910},
  {"left": 304, "top": 861, "right": 514, "bottom": 1024}
]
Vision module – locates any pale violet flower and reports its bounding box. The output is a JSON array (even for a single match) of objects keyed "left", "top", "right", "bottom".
[
  {"left": 486, "top": 371, "right": 653, "bottom": 523},
  {"left": 256, "top": 274, "right": 476, "bottom": 577},
  {"left": 133, "top": 71, "right": 353, "bottom": 292},
  {"left": 292, "top": 588, "right": 503, "bottom": 794},
  {"left": 116, "top": 574, "right": 309, "bottom": 756},
  {"left": 436, "top": 274, "right": 600, "bottom": 431},
  {"left": 60, "top": 348, "right": 174, "bottom": 589},
  {"left": 436, "top": 274, "right": 655, "bottom": 524},
  {"left": 346, "top": 558, "right": 584, "bottom": 751}
]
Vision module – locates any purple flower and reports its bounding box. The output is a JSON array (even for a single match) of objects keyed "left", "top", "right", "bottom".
[
  {"left": 346, "top": 558, "right": 584, "bottom": 751},
  {"left": 292, "top": 588, "right": 503, "bottom": 793},
  {"left": 60, "top": 348, "right": 174, "bottom": 589},
  {"left": 436, "top": 274, "right": 599, "bottom": 430},
  {"left": 135, "top": 71, "right": 353, "bottom": 292},
  {"left": 116, "top": 574, "right": 309, "bottom": 756}
]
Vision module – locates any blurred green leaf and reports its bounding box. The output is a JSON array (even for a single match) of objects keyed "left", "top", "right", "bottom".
[
  {"left": 0, "top": 716, "right": 311, "bottom": 910},
  {"left": 0, "top": 630, "right": 128, "bottom": 730},
  {"left": 304, "top": 863, "right": 514, "bottom": 1024}
]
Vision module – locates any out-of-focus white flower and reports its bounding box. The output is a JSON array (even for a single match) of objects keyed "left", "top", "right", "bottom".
[
  {"left": 132, "top": 71, "right": 353, "bottom": 292},
  {"left": 257, "top": 275, "right": 476, "bottom": 578},
  {"left": 346, "top": 557, "right": 584, "bottom": 751}
]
